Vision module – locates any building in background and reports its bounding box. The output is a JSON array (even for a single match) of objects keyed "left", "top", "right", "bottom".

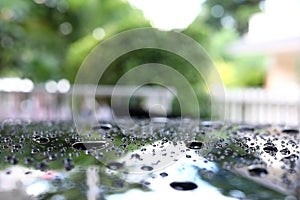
[
  {"left": 218, "top": 0, "right": 300, "bottom": 125},
  {"left": 229, "top": 0, "right": 300, "bottom": 93}
]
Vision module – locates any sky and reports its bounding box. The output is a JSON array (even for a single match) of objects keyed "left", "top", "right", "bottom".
[
  {"left": 248, "top": 0, "right": 300, "bottom": 42},
  {"left": 128, "top": 0, "right": 204, "bottom": 30}
]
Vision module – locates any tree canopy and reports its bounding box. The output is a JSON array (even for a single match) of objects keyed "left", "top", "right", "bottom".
[{"left": 0, "top": 0, "right": 149, "bottom": 82}]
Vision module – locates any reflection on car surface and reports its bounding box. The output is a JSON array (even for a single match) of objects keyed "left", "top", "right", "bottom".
[{"left": 0, "top": 120, "right": 298, "bottom": 199}]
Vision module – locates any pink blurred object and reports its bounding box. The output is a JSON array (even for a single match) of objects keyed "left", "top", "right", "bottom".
[{"left": 41, "top": 171, "right": 57, "bottom": 180}]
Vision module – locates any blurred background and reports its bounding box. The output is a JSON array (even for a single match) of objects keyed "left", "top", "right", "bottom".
[{"left": 0, "top": 0, "right": 299, "bottom": 125}]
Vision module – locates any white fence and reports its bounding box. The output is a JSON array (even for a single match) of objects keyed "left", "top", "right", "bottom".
[
  {"left": 2, "top": 84, "right": 299, "bottom": 125},
  {"left": 214, "top": 88, "right": 300, "bottom": 126},
  {"left": 0, "top": 85, "right": 176, "bottom": 121}
]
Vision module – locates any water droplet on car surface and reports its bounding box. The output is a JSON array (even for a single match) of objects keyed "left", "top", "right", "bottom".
[
  {"left": 72, "top": 141, "right": 107, "bottom": 150},
  {"left": 281, "top": 128, "right": 299, "bottom": 134},
  {"left": 35, "top": 137, "right": 50, "bottom": 145},
  {"left": 159, "top": 172, "right": 168, "bottom": 177},
  {"left": 107, "top": 161, "right": 124, "bottom": 170},
  {"left": 263, "top": 143, "right": 278, "bottom": 156},
  {"left": 31, "top": 148, "right": 40, "bottom": 154},
  {"left": 280, "top": 148, "right": 291, "bottom": 155},
  {"left": 248, "top": 165, "right": 268, "bottom": 177},
  {"left": 187, "top": 141, "right": 203, "bottom": 149},
  {"left": 170, "top": 181, "right": 198, "bottom": 191},
  {"left": 93, "top": 123, "right": 112, "bottom": 131},
  {"left": 141, "top": 166, "right": 153, "bottom": 171}
]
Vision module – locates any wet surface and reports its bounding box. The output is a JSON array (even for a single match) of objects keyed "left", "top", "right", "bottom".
[{"left": 0, "top": 119, "right": 298, "bottom": 199}]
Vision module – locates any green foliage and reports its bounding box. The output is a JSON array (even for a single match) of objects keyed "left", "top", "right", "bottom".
[
  {"left": 63, "top": 0, "right": 150, "bottom": 82},
  {"left": 182, "top": 15, "right": 212, "bottom": 50},
  {"left": 99, "top": 48, "right": 211, "bottom": 118},
  {"left": 208, "top": 29, "right": 266, "bottom": 87},
  {"left": 0, "top": 0, "right": 73, "bottom": 82},
  {"left": 202, "top": 0, "right": 262, "bottom": 34},
  {"left": 0, "top": 0, "right": 149, "bottom": 83}
]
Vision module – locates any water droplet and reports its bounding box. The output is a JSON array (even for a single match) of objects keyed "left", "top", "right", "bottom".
[
  {"left": 130, "top": 153, "right": 142, "bottom": 160},
  {"left": 107, "top": 161, "right": 124, "bottom": 170},
  {"left": 13, "top": 144, "right": 22, "bottom": 150},
  {"left": 47, "top": 146, "right": 54, "bottom": 152},
  {"left": 142, "top": 181, "right": 151, "bottom": 188},
  {"left": 207, "top": 153, "right": 215, "bottom": 161},
  {"left": 263, "top": 143, "right": 278, "bottom": 156},
  {"left": 3, "top": 137, "right": 11, "bottom": 143},
  {"left": 248, "top": 165, "right": 268, "bottom": 177},
  {"left": 170, "top": 181, "right": 198, "bottom": 191},
  {"left": 93, "top": 123, "right": 112, "bottom": 131},
  {"left": 281, "top": 154, "right": 299, "bottom": 167},
  {"left": 35, "top": 137, "right": 50, "bottom": 145},
  {"left": 48, "top": 154, "right": 58, "bottom": 161},
  {"left": 4, "top": 155, "right": 18, "bottom": 165},
  {"left": 222, "top": 161, "right": 232, "bottom": 170},
  {"left": 24, "top": 157, "right": 33, "bottom": 165},
  {"left": 72, "top": 142, "right": 86, "bottom": 150},
  {"left": 31, "top": 148, "right": 40, "bottom": 154},
  {"left": 187, "top": 141, "right": 203, "bottom": 149},
  {"left": 72, "top": 141, "right": 107, "bottom": 150},
  {"left": 280, "top": 148, "right": 291, "bottom": 155},
  {"left": 282, "top": 128, "right": 299, "bottom": 134},
  {"left": 141, "top": 166, "right": 153, "bottom": 171},
  {"left": 159, "top": 172, "right": 168, "bottom": 177}
]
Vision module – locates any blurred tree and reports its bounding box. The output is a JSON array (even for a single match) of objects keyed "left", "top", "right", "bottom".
[
  {"left": 202, "top": 0, "right": 263, "bottom": 34},
  {"left": 94, "top": 16, "right": 214, "bottom": 118},
  {"left": 63, "top": 1, "right": 215, "bottom": 118},
  {"left": 63, "top": 0, "right": 150, "bottom": 82},
  {"left": 0, "top": 0, "right": 73, "bottom": 82},
  {"left": 0, "top": 0, "right": 150, "bottom": 82}
]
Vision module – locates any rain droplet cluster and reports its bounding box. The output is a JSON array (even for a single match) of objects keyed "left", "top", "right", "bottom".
[
  {"left": 0, "top": 121, "right": 79, "bottom": 171},
  {"left": 0, "top": 119, "right": 298, "bottom": 199}
]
